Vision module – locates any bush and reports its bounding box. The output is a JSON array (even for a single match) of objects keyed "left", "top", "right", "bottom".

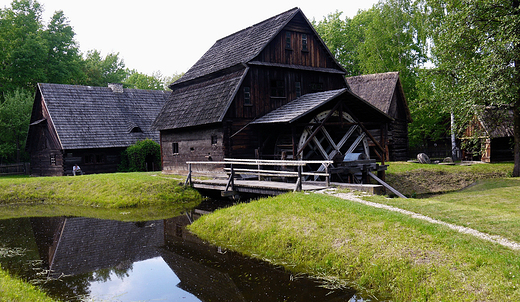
[{"left": 119, "top": 139, "right": 161, "bottom": 172}]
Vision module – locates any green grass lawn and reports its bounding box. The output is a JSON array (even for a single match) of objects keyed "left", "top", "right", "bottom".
[
  {"left": 0, "top": 172, "right": 200, "bottom": 209},
  {"left": 189, "top": 170, "right": 520, "bottom": 301}
]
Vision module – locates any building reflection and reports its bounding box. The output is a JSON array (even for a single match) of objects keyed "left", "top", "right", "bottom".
[{"left": 24, "top": 209, "right": 355, "bottom": 302}]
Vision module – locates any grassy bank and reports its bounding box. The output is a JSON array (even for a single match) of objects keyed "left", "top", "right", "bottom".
[
  {"left": 0, "top": 172, "right": 200, "bottom": 210},
  {"left": 385, "top": 162, "right": 513, "bottom": 196},
  {"left": 0, "top": 172, "right": 201, "bottom": 301},
  {"left": 0, "top": 265, "right": 54, "bottom": 302},
  {"left": 189, "top": 189, "right": 520, "bottom": 301}
]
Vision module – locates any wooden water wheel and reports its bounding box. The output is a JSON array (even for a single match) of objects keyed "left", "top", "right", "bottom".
[{"left": 297, "top": 110, "right": 370, "bottom": 179}]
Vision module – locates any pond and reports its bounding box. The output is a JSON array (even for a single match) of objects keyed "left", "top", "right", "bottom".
[{"left": 0, "top": 202, "right": 374, "bottom": 302}]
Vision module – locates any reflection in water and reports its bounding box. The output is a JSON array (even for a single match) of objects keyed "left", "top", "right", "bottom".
[{"left": 0, "top": 208, "right": 363, "bottom": 302}]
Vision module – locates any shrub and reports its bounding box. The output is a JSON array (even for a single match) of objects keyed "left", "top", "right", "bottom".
[{"left": 119, "top": 139, "right": 161, "bottom": 172}]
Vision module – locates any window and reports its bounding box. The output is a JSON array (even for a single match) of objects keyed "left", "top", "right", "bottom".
[
  {"left": 84, "top": 154, "right": 94, "bottom": 164},
  {"left": 310, "top": 82, "right": 324, "bottom": 92},
  {"left": 50, "top": 154, "right": 56, "bottom": 165},
  {"left": 211, "top": 135, "right": 218, "bottom": 145},
  {"left": 96, "top": 154, "right": 105, "bottom": 163},
  {"left": 302, "top": 34, "right": 308, "bottom": 51},
  {"left": 270, "top": 80, "right": 285, "bottom": 97},
  {"left": 285, "top": 32, "right": 291, "bottom": 49},
  {"left": 172, "top": 142, "right": 179, "bottom": 154},
  {"left": 295, "top": 82, "right": 301, "bottom": 98},
  {"left": 244, "top": 87, "right": 251, "bottom": 106}
]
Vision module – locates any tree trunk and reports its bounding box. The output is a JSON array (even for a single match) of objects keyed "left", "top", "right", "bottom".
[{"left": 513, "top": 0, "right": 520, "bottom": 176}]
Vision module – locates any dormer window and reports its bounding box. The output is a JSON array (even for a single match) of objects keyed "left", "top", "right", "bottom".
[
  {"left": 130, "top": 126, "right": 142, "bottom": 133},
  {"left": 285, "top": 32, "right": 292, "bottom": 50},
  {"left": 302, "top": 34, "right": 308, "bottom": 51}
]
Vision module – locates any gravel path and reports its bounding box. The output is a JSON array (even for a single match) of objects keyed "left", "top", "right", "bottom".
[{"left": 320, "top": 190, "right": 520, "bottom": 251}]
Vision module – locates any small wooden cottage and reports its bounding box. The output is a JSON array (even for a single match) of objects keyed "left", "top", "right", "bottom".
[
  {"left": 26, "top": 83, "right": 168, "bottom": 176},
  {"left": 153, "top": 8, "right": 392, "bottom": 173},
  {"left": 346, "top": 72, "right": 411, "bottom": 161},
  {"left": 461, "top": 105, "right": 514, "bottom": 162}
]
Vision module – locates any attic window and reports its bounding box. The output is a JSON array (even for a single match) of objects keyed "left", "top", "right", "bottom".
[
  {"left": 285, "top": 32, "right": 292, "bottom": 50},
  {"left": 302, "top": 34, "right": 308, "bottom": 51},
  {"left": 244, "top": 87, "right": 251, "bottom": 106},
  {"left": 130, "top": 126, "right": 142, "bottom": 133}
]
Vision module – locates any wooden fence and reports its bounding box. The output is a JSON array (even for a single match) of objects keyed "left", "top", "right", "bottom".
[{"left": 0, "top": 163, "right": 30, "bottom": 175}]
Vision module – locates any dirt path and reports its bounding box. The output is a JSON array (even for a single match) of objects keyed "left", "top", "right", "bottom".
[{"left": 319, "top": 190, "right": 520, "bottom": 251}]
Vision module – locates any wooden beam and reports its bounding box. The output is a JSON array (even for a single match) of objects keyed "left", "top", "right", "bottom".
[
  {"left": 342, "top": 106, "right": 386, "bottom": 163},
  {"left": 296, "top": 101, "right": 342, "bottom": 157}
]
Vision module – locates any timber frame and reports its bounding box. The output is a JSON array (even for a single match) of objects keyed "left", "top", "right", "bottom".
[{"left": 153, "top": 8, "right": 393, "bottom": 178}]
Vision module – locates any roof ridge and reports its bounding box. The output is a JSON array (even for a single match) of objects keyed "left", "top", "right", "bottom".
[{"left": 216, "top": 7, "right": 300, "bottom": 43}]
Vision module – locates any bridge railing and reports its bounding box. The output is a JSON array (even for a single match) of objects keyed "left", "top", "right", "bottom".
[{"left": 185, "top": 158, "right": 333, "bottom": 192}]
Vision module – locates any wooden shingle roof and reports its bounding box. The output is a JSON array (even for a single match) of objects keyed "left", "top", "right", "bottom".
[
  {"left": 252, "top": 88, "right": 391, "bottom": 125},
  {"left": 153, "top": 69, "right": 247, "bottom": 131},
  {"left": 174, "top": 7, "right": 300, "bottom": 86},
  {"left": 37, "top": 83, "right": 168, "bottom": 150},
  {"left": 346, "top": 72, "right": 411, "bottom": 121}
]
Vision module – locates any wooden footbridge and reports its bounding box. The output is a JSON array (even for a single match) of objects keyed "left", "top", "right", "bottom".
[{"left": 184, "top": 158, "right": 406, "bottom": 198}]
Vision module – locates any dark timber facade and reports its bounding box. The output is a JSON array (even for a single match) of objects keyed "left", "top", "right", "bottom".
[
  {"left": 26, "top": 83, "right": 168, "bottom": 176},
  {"left": 153, "top": 8, "right": 392, "bottom": 174}
]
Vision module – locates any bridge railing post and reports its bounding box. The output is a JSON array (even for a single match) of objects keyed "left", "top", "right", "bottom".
[{"left": 185, "top": 163, "right": 192, "bottom": 187}]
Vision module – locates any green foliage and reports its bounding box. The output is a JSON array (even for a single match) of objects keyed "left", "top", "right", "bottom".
[
  {"left": 124, "top": 70, "right": 165, "bottom": 90},
  {"left": 0, "top": 88, "right": 33, "bottom": 163},
  {"left": 119, "top": 139, "right": 161, "bottom": 172},
  {"left": 313, "top": 1, "right": 437, "bottom": 145},
  {"left": 82, "top": 50, "right": 128, "bottom": 87}
]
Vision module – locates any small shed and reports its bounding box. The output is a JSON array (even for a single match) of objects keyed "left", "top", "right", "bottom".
[
  {"left": 26, "top": 83, "right": 168, "bottom": 176},
  {"left": 461, "top": 105, "right": 514, "bottom": 162},
  {"left": 346, "top": 72, "right": 411, "bottom": 161}
]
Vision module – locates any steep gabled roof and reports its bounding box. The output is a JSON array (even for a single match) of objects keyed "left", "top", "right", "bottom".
[
  {"left": 174, "top": 8, "right": 300, "bottom": 86},
  {"left": 346, "top": 72, "right": 411, "bottom": 122},
  {"left": 466, "top": 105, "right": 514, "bottom": 139},
  {"left": 252, "top": 88, "right": 391, "bottom": 125},
  {"left": 35, "top": 83, "right": 168, "bottom": 150},
  {"left": 153, "top": 69, "right": 247, "bottom": 131}
]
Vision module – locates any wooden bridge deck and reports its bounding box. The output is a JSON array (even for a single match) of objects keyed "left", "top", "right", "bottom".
[{"left": 191, "top": 178, "right": 328, "bottom": 196}]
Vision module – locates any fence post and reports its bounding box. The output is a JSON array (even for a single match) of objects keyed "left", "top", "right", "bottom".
[
  {"left": 296, "top": 165, "right": 302, "bottom": 192},
  {"left": 325, "top": 163, "right": 330, "bottom": 187},
  {"left": 184, "top": 163, "right": 192, "bottom": 186}
]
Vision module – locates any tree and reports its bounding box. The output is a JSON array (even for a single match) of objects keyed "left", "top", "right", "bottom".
[
  {"left": 82, "top": 50, "right": 128, "bottom": 87},
  {"left": 425, "top": 0, "right": 520, "bottom": 175},
  {"left": 0, "top": 89, "right": 33, "bottom": 163},
  {"left": 42, "top": 10, "right": 84, "bottom": 84},
  {"left": 124, "top": 70, "right": 165, "bottom": 90},
  {"left": 0, "top": 0, "right": 47, "bottom": 94},
  {"left": 314, "top": 0, "right": 433, "bottom": 147}
]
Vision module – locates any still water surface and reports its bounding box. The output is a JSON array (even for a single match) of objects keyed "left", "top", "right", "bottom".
[{"left": 0, "top": 203, "right": 372, "bottom": 301}]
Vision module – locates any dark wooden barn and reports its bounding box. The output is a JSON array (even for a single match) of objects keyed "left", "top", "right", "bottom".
[
  {"left": 153, "top": 8, "right": 392, "bottom": 174},
  {"left": 461, "top": 105, "right": 514, "bottom": 162},
  {"left": 346, "top": 72, "right": 411, "bottom": 161},
  {"left": 26, "top": 83, "right": 168, "bottom": 176}
]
